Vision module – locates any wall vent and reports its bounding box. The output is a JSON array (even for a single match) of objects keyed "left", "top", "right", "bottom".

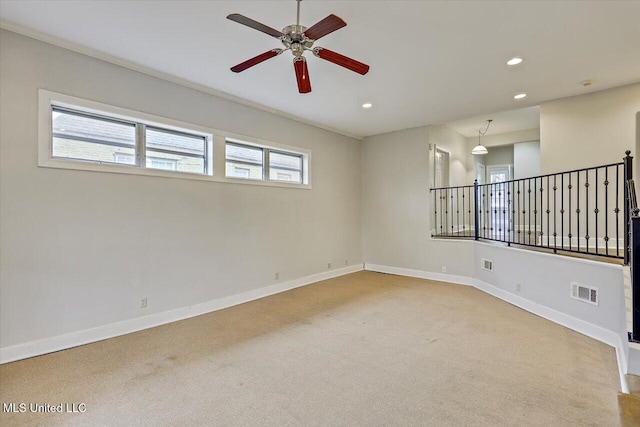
[
  {"left": 481, "top": 258, "right": 493, "bottom": 272},
  {"left": 570, "top": 282, "right": 598, "bottom": 306}
]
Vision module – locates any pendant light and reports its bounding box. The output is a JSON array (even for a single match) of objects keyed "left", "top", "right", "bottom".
[{"left": 471, "top": 119, "right": 492, "bottom": 155}]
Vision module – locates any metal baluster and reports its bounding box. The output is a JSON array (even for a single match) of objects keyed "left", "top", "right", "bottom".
[
  {"left": 485, "top": 185, "right": 489, "bottom": 239},
  {"left": 531, "top": 178, "right": 535, "bottom": 245},
  {"left": 605, "top": 167, "right": 609, "bottom": 256},
  {"left": 586, "top": 170, "right": 589, "bottom": 254},
  {"left": 451, "top": 189, "right": 454, "bottom": 235},
  {"left": 554, "top": 175, "right": 558, "bottom": 253},
  {"left": 577, "top": 171, "right": 580, "bottom": 252},
  {"left": 503, "top": 182, "right": 506, "bottom": 242},
  {"left": 616, "top": 164, "right": 620, "bottom": 256},
  {"left": 517, "top": 180, "right": 521, "bottom": 244},
  {"left": 520, "top": 179, "right": 524, "bottom": 245},
  {"left": 508, "top": 180, "right": 516, "bottom": 246},
  {"left": 481, "top": 185, "right": 485, "bottom": 239},
  {"left": 493, "top": 182, "right": 497, "bottom": 240},
  {"left": 433, "top": 189, "right": 438, "bottom": 236},
  {"left": 569, "top": 172, "right": 572, "bottom": 251},
  {"left": 547, "top": 175, "right": 550, "bottom": 248},
  {"left": 493, "top": 183, "right": 496, "bottom": 240},
  {"left": 528, "top": 178, "right": 532, "bottom": 245},
  {"left": 456, "top": 188, "right": 459, "bottom": 235},
  {"left": 471, "top": 186, "right": 475, "bottom": 238},
  {"left": 595, "top": 168, "right": 598, "bottom": 255},
  {"left": 474, "top": 181, "right": 479, "bottom": 241},
  {"left": 624, "top": 151, "right": 633, "bottom": 264},
  {"left": 538, "top": 177, "right": 542, "bottom": 247},
  {"left": 484, "top": 184, "right": 487, "bottom": 239},
  {"left": 440, "top": 189, "right": 444, "bottom": 236},
  {"left": 461, "top": 187, "right": 465, "bottom": 237}
]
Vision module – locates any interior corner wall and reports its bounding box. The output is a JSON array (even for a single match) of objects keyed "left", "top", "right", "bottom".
[
  {"left": 465, "top": 128, "right": 540, "bottom": 183},
  {"left": 0, "top": 30, "right": 363, "bottom": 354},
  {"left": 362, "top": 125, "right": 473, "bottom": 277},
  {"left": 429, "top": 125, "right": 469, "bottom": 187},
  {"left": 540, "top": 83, "right": 640, "bottom": 174},
  {"left": 513, "top": 141, "right": 541, "bottom": 179},
  {"left": 482, "top": 145, "right": 514, "bottom": 168}
]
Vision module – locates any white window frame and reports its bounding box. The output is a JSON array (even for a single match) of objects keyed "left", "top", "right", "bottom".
[
  {"left": 225, "top": 139, "right": 306, "bottom": 185},
  {"left": 38, "top": 89, "right": 311, "bottom": 189}
]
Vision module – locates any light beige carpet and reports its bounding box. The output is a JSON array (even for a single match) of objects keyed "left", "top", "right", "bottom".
[{"left": 0, "top": 271, "right": 622, "bottom": 426}]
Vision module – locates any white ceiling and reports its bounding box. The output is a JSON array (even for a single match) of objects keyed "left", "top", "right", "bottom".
[{"left": 1, "top": 1, "right": 639, "bottom": 138}]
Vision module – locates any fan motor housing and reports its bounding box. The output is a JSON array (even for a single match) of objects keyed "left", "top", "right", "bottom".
[{"left": 282, "top": 24, "right": 314, "bottom": 56}]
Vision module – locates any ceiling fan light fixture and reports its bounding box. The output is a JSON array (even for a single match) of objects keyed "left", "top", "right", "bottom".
[{"left": 227, "top": 0, "right": 369, "bottom": 94}]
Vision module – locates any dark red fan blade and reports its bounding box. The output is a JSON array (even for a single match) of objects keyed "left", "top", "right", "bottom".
[
  {"left": 231, "top": 50, "right": 280, "bottom": 73},
  {"left": 314, "top": 48, "right": 370, "bottom": 75},
  {"left": 227, "top": 13, "right": 282, "bottom": 38},
  {"left": 293, "top": 58, "right": 311, "bottom": 94},
  {"left": 304, "top": 14, "right": 346, "bottom": 40}
]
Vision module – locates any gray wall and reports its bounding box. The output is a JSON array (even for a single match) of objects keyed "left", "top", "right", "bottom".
[
  {"left": 513, "top": 141, "right": 541, "bottom": 180},
  {"left": 483, "top": 145, "right": 514, "bottom": 168},
  {"left": 362, "top": 125, "right": 474, "bottom": 276},
  {"left": 540, "top": 83, "right": 640, "bottom": 174},
  {"left": 0, "top": 30, "right": 363, "bottom": 350}
]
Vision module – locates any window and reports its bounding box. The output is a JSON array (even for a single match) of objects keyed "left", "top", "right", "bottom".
[
  {"left": 52, "top": 107, "right": 137, "bottom": 166},
  {"left": 269, "top": 151, "right": 302, "bottom": 183},
  {"left": 40, "top": 90, "right": 310, "bottom": 188},
  {"left": 225, "top": 142, "right": 264, "bottom": 180},
  {"left": 50, "top": 106, "right": 209, "bottom": 175},
  {"left": 145, "top": 127, "right": 206, "bottom": 174},
  {"left": 225, "top": 140, "right": 304, "bottom": 184}
]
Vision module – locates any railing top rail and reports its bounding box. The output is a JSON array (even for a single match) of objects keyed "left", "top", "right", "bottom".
[
  {"left": 430, "top": 184, "right": 475, "bottom": 191},
  {"left": 475, "top": 161, "right": 624, "bottom": 187},
  {"left": 429, "top": 161, "right": 624, "bottom": 192}
]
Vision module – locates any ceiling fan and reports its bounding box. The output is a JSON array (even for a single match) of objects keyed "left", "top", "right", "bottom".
[{"left": 227, "top": 0, "right": 370, "bottom": 94}]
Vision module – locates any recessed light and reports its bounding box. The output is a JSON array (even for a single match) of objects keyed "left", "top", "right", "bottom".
[
  {"left": 362, "top": 103, "right": 373, "bottom": 109},
  {"left": 513, "top": 93, "right": 527, "bottom": 99},
  {"left": 507, "top": 57, "right": 523, "bottom": 66}
]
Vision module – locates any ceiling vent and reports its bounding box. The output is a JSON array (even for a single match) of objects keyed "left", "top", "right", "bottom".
[
  {"left": 570, "top": 282, "right": 598, "bottom": 306},
  {"left": 481, "top": 258, "right": 494, "bottom": 272}
]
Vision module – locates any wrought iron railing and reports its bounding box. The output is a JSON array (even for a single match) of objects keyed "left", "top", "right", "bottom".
[{"left": 430, "top": 151, "right": 633, "bottom": 261}]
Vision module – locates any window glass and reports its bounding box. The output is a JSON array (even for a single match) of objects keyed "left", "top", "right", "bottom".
[
  {"left": 45, "top": 94, "right": 307, "bottom": 186},
  {"left": 52, "top": 108, "right": 136, "bottom": 165},
  {"left": 225, "top": 140, "right": 305, "bottom": 184},
  {"left": 225, "top": 143, "right": 264, "bottom": 180},
  {"left": 269, "top": 151, "right": 302, "bottom": 183},
  {"left": 145, "top": 127, "right": 205, "bottom": 174}
]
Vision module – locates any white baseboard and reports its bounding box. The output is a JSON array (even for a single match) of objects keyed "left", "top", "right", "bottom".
[
  {"left": 362, "top": 262, "right": 628, "bottom": 393},
  {"left": 0, "top": 264, "right": 364, "bottom": 364},
  {"left": 472, "top": 278, "right": 629, "bottom": 393},
  {"left": 364, "top": 263, "right": 473, "bottom": 286}
]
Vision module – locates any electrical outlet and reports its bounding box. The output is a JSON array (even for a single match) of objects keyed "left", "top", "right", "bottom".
[
  {"left": 441, "top": 266, "right": 447, "bottom": 273},
  {"left": 327, "top": 262, "right": 332, "bottom": 269},
  {"left": 140, "top": 297, "right": 147, "bottom": 308},
  {"left": 275, "top": 272, "right": 279, "bottom": 280},
  {"left": 516, "top": 283, "right": 521, "bottom": 292}
]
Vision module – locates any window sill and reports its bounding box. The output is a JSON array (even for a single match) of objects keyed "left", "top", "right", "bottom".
[{"left": 37, "top": 157, "right": 312, "bottom": 190}]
